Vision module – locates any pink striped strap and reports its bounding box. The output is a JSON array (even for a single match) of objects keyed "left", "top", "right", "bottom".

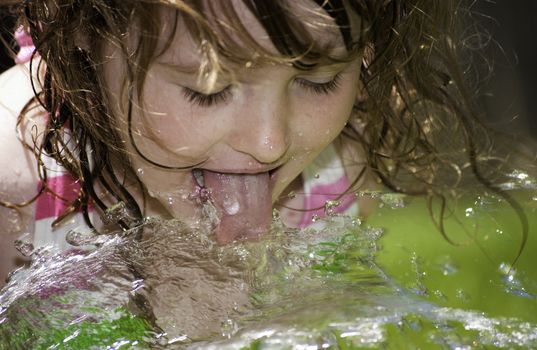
[
  {"left": 35, "top": 174, "right": 87, "bottom": 221},
  {"left": 299, "top": 175, "right": 356, "bottom": 228}
]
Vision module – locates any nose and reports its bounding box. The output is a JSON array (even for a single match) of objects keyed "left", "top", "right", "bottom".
[{"left": 228, "top": 91, "right": 290, "bottom": 164}]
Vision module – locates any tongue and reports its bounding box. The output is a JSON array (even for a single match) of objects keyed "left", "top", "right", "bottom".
[{"left": 203, "top": 171, "right": 272, "bottom": 244}]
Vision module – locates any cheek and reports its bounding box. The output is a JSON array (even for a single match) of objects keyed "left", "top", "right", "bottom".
[
  {"left": 293, "top": 89, "right": 356, "bottom": 152},
  {"left": 138, "top": 82, "right": 219, "bottom": 155}
]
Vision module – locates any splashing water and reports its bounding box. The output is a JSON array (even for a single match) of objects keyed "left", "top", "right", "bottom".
[{"left": 1, "top": 187, "right": 537, "bottom": 349}]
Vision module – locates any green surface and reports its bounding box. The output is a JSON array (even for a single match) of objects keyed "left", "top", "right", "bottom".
[{"left": 369, "top": 190, "right": 537, "bottom": 322}]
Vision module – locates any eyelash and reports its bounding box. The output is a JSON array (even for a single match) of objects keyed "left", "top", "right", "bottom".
[
  {"left": 182, "top": 86, "right": 233, "bottom": 108},
  {"left": 295, "top": 73, "right": 342, "bottom": 95},
  {"left": 182, "top": 73, "right": 343, "bottom": 108}
]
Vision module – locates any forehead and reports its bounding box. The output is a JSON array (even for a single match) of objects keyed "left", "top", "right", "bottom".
[{"left": 154, "top": 0, "right": 361, "bottom": 67}]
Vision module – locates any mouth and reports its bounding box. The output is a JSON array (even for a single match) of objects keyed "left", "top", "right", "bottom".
[
  {"left": 192, "top": 166, "right": 282, "bottom": 188},
  {"left": 191, "top": 167, "right": 280, "bottom": 245}
]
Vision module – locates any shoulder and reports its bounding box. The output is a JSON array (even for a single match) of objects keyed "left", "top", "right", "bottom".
[{"left": 0, "top": 61, "right": 45, "bottom": 235}]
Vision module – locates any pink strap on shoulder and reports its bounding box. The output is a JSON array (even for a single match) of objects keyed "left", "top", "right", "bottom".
[
  {"left": 298, "top": 175, "right": 356, "bottom": 228},
  {"left": 14, "top": 26, "right": 36, "bottom": 64}
]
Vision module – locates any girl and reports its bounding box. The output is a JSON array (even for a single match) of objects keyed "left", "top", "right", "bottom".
[{"left": 0, "top": 0, "right": 531, "bottom": 282}]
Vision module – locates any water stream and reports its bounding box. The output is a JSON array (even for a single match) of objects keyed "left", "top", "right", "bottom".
[{"left": 1, "top": 183, "right": 536, "bottom": 349}]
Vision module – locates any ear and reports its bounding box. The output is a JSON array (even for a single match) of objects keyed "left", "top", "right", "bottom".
[{"left": 348, "top": 76, "right": 369, "bottom": 134}]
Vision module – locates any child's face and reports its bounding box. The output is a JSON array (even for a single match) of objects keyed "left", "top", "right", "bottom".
[{"left": 102, "top": 1, "right": 362, "bottom": 243}]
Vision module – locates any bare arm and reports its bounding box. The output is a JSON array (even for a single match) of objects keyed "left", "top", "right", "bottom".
[{"left": 0, "top": 62, "right": 44, "bottom": 287}]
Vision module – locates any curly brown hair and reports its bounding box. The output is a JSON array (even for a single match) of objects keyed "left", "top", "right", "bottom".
[{"left": 1, "top": 0, "right": 533, "bottom": 261}]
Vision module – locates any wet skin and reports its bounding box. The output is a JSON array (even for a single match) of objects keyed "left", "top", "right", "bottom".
[{"left": 100, "top": 1, "right": 364, "bottom": 241}]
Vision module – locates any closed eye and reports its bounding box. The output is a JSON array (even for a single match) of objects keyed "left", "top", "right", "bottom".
[
  {"left": 182, "top": 86, "right": 232, "bottom": 107},
  {"left": 294, "top": 73, "right": 342, "bottom": 95}
]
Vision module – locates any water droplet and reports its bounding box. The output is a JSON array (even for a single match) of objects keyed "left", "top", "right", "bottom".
[
  {"left": 137, "top": 168, "right": 144, "bottom": 176},
  {"left": 168, "top": 197, "right": 175, "bottom": 206},
  {"left": 351, "top": 218, "right": 362, "bottom": 227},
  {"left": 380, "top": 193, "right": 406, "bottom": 209},
  {"left": 495, "top": 229, "right": 503, "bottom": 235},
  {"left": 311, "top": 214, "right": 320, "bottom": 222},
  {"left": 103, "top": 201, "right": 139, "bottom": 227},
  {"left": 433, "top": 289, "right": 447, "bottom": 300},
  {"left": 314, "top": 173, "right": 320, "bottom": 179},
  {"left": 7, "top": 211, "right": 22, "bottom": 232},
  {"left": 245, "top": 61, "right": 252, "bottom": 68},
  {"left": 324, "top": 200, "right": 341, "bottom": 216},
  {"left": 455, "top": 289, "right": 470, "bottom": 302},
  {"left": 498, "top": 262, "right": 512, "bottom": 275},
  {"left": 223, "top": 196, "right": 240, "bottom": 215},
  {"left": 441, "top": 261, "right": 458, "bottom": 276},
  {"left": 465, "top": 207, "right": 474, "bottom": 217},
  {"left": 66, "top": 229, "right": 101, "bottom": 246},
  {"left": 287, "top": 191, "right": 296, "bottom": 199},
  {"left": 221, "top": 318, "right": 238, "bottom": 338},
  {"left": 14, "top": 238, "right": 34, "bottom": 257},
  {"left": 193, "top": 169, "right": 204, "bottom": 187}
]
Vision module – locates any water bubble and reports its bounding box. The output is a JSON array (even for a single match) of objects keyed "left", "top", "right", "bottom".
[{"left": 14, "top": 238, "right": 34, "bottom": 257}]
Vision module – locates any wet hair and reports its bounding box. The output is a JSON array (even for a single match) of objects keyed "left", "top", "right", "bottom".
[{"left": 1, "top": 1, "right": 534, "bottom": 259}]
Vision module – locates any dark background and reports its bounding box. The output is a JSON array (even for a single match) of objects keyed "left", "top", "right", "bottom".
[{"left": 0, "top": 2, "right": 535, "bottom": 137}]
